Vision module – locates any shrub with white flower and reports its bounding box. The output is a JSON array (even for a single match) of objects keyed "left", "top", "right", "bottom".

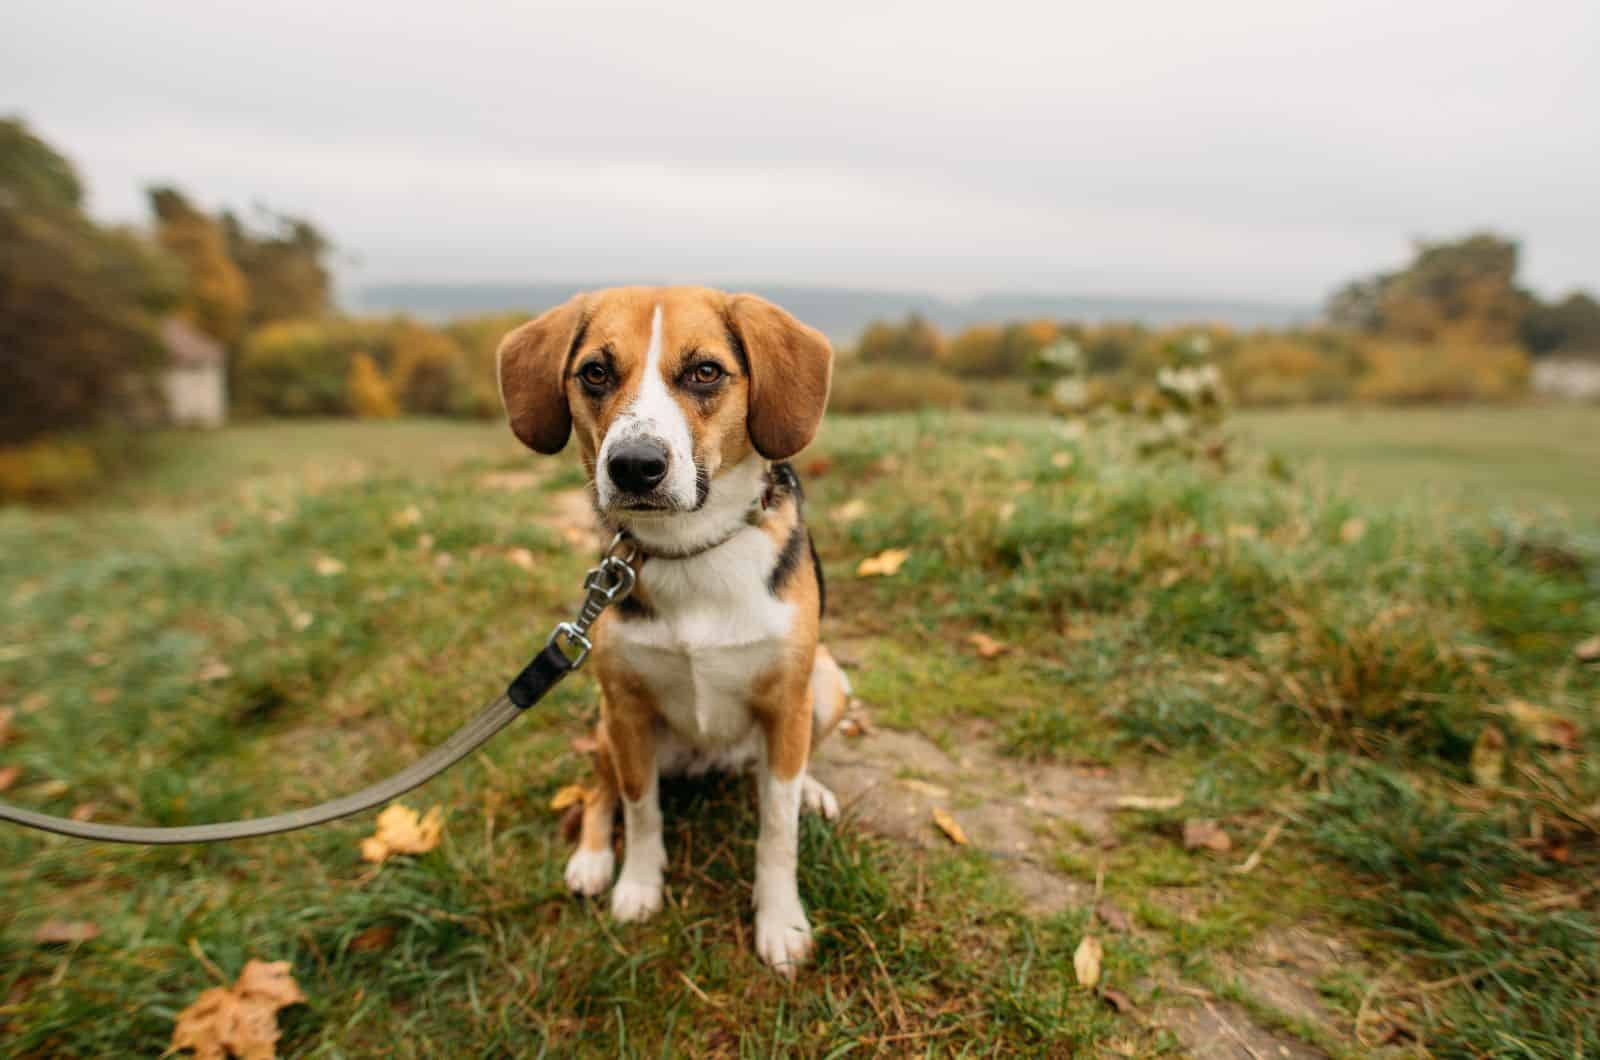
[{"left": 1139, "top": 333, "right": 1230, "bottom": 462}]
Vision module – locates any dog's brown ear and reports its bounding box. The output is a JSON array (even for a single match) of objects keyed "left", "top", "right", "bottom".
[
  {"left": 497, "top": 296, "right": 587, "bottom": 454},
  {"left": 725, "top": 293, "right": 833, "bottom": 460}
]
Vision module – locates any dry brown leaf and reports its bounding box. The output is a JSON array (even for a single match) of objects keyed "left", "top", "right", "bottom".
[
  {"left": 549, "top": 784, "right": 587, "bottom": 812},
  {"left": 1471, "top": 726, "right": 1507, "bottom": 787},
  {"left": 1113, "top": 794, "right": 1183, "bottom": 812},
  {"left": 856, "top": 548, "right": 909, "bottom": 577},
  {"left": 505, "top": 547, "right": 536, "bottom": 572},
  {"left": 349, "top": 925, "right": 396, "bottom": 953},
  {"left": 571, "top": 732, "right": 601, "bottom": 755},
  {"left": 1158, "top": 568, "right": 1184, "bottom": 588},
  {"left": 902, "top": 778, "right": 951, "bottom": 799},
  {"left": 33, "top": 919, "right": 99, "bottom": 945},
  {"left": 1576, "top": 634, "right": 1600, "bottom": 663},
  {"left": 838, "top": 717, "right": 865, "bottom": 739},
  {"left": 1183, "top": 818, "right": 1233, "bottom": 853},
  {"left": 802, "top": 456, "right": 833, "bottom": 478},
  {"left": 1340, "top": 517, "right": 1368, "bottom": 544},
  {"left": 1095, "top": 899, "right": 1132, "bottom": 933},
  {"left": 1505, "top": 700, "right": 1580, "bottom": 750},
  {"left": 966, "top": 632, "right": 1010, "bottom": 659},
  {"left": 392, "top": 505, "right": 423, "bottom": 528},
  {"left": 312, "top": 555, "right": 345, "bottom": 577},
  {"left": 931, "top": 807, "right": 968, "bottom": 846},
  {"left": 1074, "top": 935, "right": 1103, "bottom": 987},
  {"left": 0, "top": 706, "right": 16, "bottom": 747},
  {"left": 1051, "top": 450, "right": 1075, "bottom": 469},
  {"left": 360, "top": 804, "right": 444, "bottom": 863},
  {"left": 0, "top": 765, "right": 19, "bottom": 792},
  {"left": 832, "top": 499, "right": 869, "bottom": 522},
  {"left": 170, "top": 959, "right": 306, "bottom": 1060},
  {"left": 70, "top": 802, "right": 98, "bottom": 822}
]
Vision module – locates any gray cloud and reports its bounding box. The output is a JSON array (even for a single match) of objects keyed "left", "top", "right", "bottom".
[{"left": 5, "top": 0, "right": 1596, "bottom": 301}]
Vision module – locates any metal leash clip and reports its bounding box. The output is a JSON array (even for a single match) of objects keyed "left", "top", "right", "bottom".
[{"left": 545, "top": 532, "right": 639, "bottom": 669}]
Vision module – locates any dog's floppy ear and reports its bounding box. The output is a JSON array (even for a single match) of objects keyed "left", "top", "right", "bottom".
[
  {"left": 725, "top": 293, "right": 834, "bottom": 460},
  {"left": 497, "top": 295, "right": 587, "bottom": 454}
]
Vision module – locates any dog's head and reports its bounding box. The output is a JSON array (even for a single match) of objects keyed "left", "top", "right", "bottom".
[{"left": 497, "top": 286, "right": 832, "bottom": 521}]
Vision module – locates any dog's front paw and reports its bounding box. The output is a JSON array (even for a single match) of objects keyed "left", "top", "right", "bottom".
[
  {"left": 800, "top": 775, "right": 840, "bottom": 820},
  {"left": 610, "top": 875, "right": 664, "bottom": 922},
  {"left": 565, "top": 848, "right": 615, "bottom": 897},
  {"left": 754, "top": 896, "right": 814, "bottom": 977}
]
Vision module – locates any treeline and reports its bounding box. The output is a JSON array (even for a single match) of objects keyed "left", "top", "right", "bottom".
[{"left": 836, "top": 233, "right": 1600, "bottom": 413}]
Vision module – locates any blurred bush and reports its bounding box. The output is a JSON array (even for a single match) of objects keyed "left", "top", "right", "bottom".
[
  {"left": 855, "top": 313, "right": 944, "bottom": 365},
  {"left": 1355, "top": 339, "right": 1529, "bottom": 403},
  {"left": 829, "top": 364, "right": 966, "bottom": 414},
  {"left": 0, "top": 437, "right": 101, "bottom": 501},
  {"left": 346, "top": 352, "right": 399, "bottom": 418},
  {"left": 1223, "top": 332, "right": 1354, "bottom": 405}
]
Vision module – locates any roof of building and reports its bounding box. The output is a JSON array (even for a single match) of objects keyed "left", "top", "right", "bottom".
[{"left": 161, "top": 316, "right": 226, "bottom": 369}]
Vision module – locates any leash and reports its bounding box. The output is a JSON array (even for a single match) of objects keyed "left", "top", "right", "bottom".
[{"left": 0, "top": 534, "right": 639, "bottom": 845}]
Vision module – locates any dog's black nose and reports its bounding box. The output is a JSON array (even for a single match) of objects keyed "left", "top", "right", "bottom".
[{"left": 607, "top": 441, "right": 670, "bottom": 494}]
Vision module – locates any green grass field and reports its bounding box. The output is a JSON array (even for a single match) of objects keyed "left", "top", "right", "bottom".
[{"left": 2, "top": 406, "right": 1597, "bottom": 1057}]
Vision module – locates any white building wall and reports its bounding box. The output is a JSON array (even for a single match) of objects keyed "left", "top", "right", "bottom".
[{"left": 164, "top": 367, "right": 227, "bottom": 427}]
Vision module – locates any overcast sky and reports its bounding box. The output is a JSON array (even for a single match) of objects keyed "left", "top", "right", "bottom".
[{"left": 5, "top": 0, "right": 1596, "bottom": 303}]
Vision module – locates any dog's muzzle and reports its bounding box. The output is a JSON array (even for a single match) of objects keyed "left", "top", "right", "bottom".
[{"left": 606, "top": 439, "right": 671, "bottom": 501}]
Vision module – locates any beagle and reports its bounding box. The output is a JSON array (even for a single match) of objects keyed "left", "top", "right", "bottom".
[{"left": 497, "top": 287, "right": 851, "bottom": 975}]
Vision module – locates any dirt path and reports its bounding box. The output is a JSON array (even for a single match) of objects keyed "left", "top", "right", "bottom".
[{"left": 814, "top": 704, "right": 1365, "bottom": 1058}]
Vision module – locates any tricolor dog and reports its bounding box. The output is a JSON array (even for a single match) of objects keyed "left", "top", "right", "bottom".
[{"left": 497, "top": 286, "right": 850, "bottom": 975}]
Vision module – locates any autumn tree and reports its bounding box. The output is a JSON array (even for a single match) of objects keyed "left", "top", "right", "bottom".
[
  {"left": 1, "top": 119, "right": 181, "bottom": 444},
  {"left": 855, "top": 314, "right": 944, "bottom": 364},
  {"left": 1326, "top": 232, "right": 1530, "bottom": 346},
  {"left": 222, "top": 207, "right": 332, "bottom": 327},
  {"left": 1522, "top": 292, "right": 1600, "bottom": 358},
  {"left": 149, "top": 187, "right": 250, "bottom": 346}
]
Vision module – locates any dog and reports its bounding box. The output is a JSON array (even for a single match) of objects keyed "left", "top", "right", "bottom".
[{"left": 496, "top": 286, "right": 851, "bottom": 975}]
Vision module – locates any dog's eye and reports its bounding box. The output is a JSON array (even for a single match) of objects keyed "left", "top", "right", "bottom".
[
  {"left": 686, "top": 362, "right": 725, "bottom": 387},
  {"left": 577, "top": 362, "right": 610, "bottom": 388}
]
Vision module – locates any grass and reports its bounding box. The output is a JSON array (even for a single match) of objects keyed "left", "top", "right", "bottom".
[{"left": 3, "top": 405, "right": 1598, "bottom": 1056}]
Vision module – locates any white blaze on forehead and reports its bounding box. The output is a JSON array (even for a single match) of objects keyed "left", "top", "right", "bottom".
[{"left": 595, "top": 303, "right": 699, "bottom": 510}]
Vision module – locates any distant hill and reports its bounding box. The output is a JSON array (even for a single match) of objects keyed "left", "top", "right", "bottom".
[{"left": 353, "top": 283, "right": 1313, "bottom": 344}]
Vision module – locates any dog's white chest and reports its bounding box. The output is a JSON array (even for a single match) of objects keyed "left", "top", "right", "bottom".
[{"left": 612, "top": 529, "right": 793, "bottom": 748}]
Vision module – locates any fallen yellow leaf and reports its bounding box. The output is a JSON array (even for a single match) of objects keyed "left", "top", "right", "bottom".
[
  {"left": 1340, "top": 518, "right": 1368, "bottom": 544},
  {"left": 170, "top": 959, "right": 306, "bottom": 1060},
  {"left": 932, "top": 807, "right": 968, "bottom": 846},
  {"left": 1575, "top": 634, "right": 1600, "bottom": 663},
  {"left": 313, "top": 555, "right": 345, "bottom": 577},
  {"left": 966, "top": 632, "right": 1010, "bottom": 659},
  {"left": 0, "top": 705, "right": 15, "bottom": 746},
  {"left": 0, "top": 765, "right": 19, "bottom": 791},
  {"left": 1113, "top": 794, "right": 1183, "bottom": 812},
  {"left": 1050, "top": 450, "right": 1075, "bottom": 469},
  {"left": 506, "top": 547, "right": 537, "bottom": 572},
  {"left": 1504, "top": 701, "right": 1579, "bottom": 750},
  {"left": 360, "top": 804, "right": 444, "bottom": 863},
  {"left": 856, "top": 548, "right": 910, "bottom": 578},
  {"left": 1074, "top": 935, "right": 1103, "bottom": 987},
  {"left": 549, "top": 784, "right": 587, "bottom": 812},
  {"left": 833, "top": 499, "right": 869, "bottom": 522},
  {"left": 1470, "top": 727, "right": 1506, "bottom": 787}
]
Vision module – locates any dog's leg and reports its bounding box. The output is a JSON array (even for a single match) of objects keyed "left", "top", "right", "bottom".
[
  {"left": 754, "top": 681, "right": 816, "bottom": 976},
  {"left": 606, "top": 711, "right": 665, "bottom": 922},
  {"left": 798, "top": 646, "right": 846, "bottom": 820},
  {"left": 565, "top": 726, "right": 619, "bottom": 897}
]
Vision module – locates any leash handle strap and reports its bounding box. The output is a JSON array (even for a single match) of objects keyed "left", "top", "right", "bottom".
[{"left": 0, "top": 535, "right": 640, "bottom": 846}]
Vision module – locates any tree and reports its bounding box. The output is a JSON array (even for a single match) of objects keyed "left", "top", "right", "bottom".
[
  {"left": 346, "top": 353, "right": 398, "bottom": 418},
  {"left": 1521, "top": 292, "right": 1600, "bottom": 357},
  {"left": 855, "top": 314, "right": 943, "bottom": 365},
  {"left": 149, "top": 186, "right": 250, "bottom": 346},
  {"left": 1, "top": 119, "right": 181, "bottom": 445},
  {"left": 1325, "top": 232, "right": 1531, "bottom": 346},
  {"left": 222, "top": 207, "right": 333, "bottom": 327}
]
